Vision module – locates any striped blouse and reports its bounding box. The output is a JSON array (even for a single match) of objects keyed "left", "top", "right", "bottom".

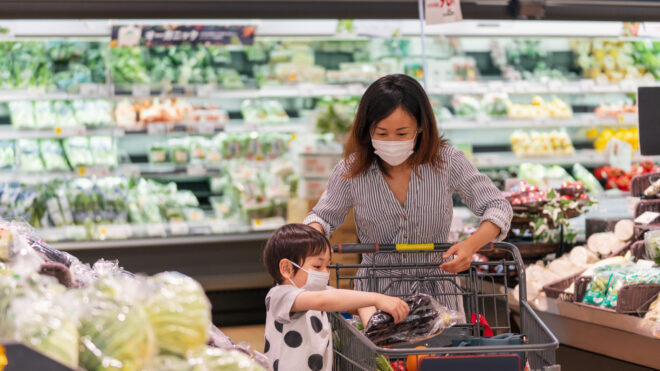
[
  {"left": 303, "top": 145, "right": 512, "bottom": 244},
  {"left": 303, "top": 145, "right": 513, "bottom": 314}
]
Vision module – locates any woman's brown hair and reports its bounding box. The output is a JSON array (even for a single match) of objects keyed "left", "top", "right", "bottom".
[{"left": 344, "top": 74, "right": 446, "bottom": 178}]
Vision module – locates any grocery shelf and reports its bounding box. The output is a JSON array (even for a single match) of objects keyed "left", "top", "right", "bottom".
[
  {"left": 428, "top": 80, "right": 660, "bottom": 96},
  {"left": 49, "top": 231, "right": 275, "bottom": 251},
  {"left": 471, "top": 150, "right": 660, "bottom": 168},
  {"left": 440, "top": 114, "right": 637, "bottom": 130},
  {"left": 0, "top": 126, "right": 124, "bottom": 140},
  {"left": 122, "top": 119, "right": 308, "bottom": 137},
  {"left": 0, "top": 90, "right": 110, "bottom": 102}
]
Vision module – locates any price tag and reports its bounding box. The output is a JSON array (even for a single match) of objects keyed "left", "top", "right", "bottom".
[
  {"left": 77, "top": 166, "right": 110, "bottom": 177},
  {"left": 210, "top": 220, "right": 229, "bottom": 234},
  {"left": 147, "top": 122, "right": 168, "bottom": 135},
  {"left": 196, "top": 84, "right": 215, "bottom": 97},
  {"left": 54, "top": 125, "right": 86, "bottom": 137},
  {"left": 79, "top": 83, "right": 100, "bottom": 97},
  {"left": 98, "top": 224, "right": 132, "bottom": 240},
  {"left": 120, "top": 164, "right": 141, "bottom": 178},
  {"left": 607, "top": 138, "right": 633, "bottom": 172},
  {"left": 27, "top": 86, "right": 46, "bottom": 98},
  {"left": 117, "top": 25, "right": 142, "bottom": 47},
  {"left": 251, "top": 216, "right": 286, "bottom": 231},
  {"left": 634, "top": 211, "right": 660, "bottom": 225},
  {"left": 98, "top": 84, "right": 113, "bottom": 98},
  {"left": 132, "top": 84, "right": 150, "bottom": 97},
  {"left": 195, "top": 122, "right": 216, "bottom": 135},
  {"left": 627, "top": 196, "right": 641, "bottom": 214},
  {"left": 169, "top": 221, "right": 190, "bottom": 236},
  {"left": 186, "top": 163, "right": 207, "bottom": 176},
  {"left": 146, "top": 223, "right": 166, "bottom": 237}
]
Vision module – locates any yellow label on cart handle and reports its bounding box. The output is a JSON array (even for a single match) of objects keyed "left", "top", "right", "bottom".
[
  {"left": 395, "top": 243, "right": 434, "bottom": 251},
  {"left": 0, "top": 345, "right": 7, "bottom": 370}
]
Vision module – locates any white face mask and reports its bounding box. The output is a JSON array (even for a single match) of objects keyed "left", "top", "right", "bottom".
[
  {"left": 287, "top": 260, "right": 329, "bottom": 291},
  {"left": 372, "top": 134, "right": 417, "bottom": 166}
]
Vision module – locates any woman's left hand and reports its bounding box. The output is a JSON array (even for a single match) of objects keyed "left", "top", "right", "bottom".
[{"left": 440, "top": 241, "right": 478, "bottom": 273}]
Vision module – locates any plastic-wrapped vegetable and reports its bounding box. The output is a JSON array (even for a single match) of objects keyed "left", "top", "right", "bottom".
[
  {"left": 6, "top": 294, "right": 79, "bottom": 369},
  {"left": 145, "top": 272, "right": 211, "bottom": 357},
  {"left": 53, "top": 101, "right": 78, "bottom": 126},
  {"left": 0, "top": 140, "right": 14, "bottom": 169},
  {"left": 16, "top": 139, "right": 45, "bottom": 172},
  {"left": 573, "top": 163, "right": 604, "bottom": 194},
  {"left": 34, "top": 101, "right": 57, "bottom": 128},
  {"left": 90, "top": 136, "right": 118, "bottom": 168},
  {"left": 365, "top": 293, "right": 458, "bottom": 347},
  {"left": 8, "top": 101, "right": 36, "bottom": 129},
  {"left": 147, "top": 354, "right": 194, "bottom": 371},
  {"left": 582, "top": 270, "right": 612, "bottom": 306},
  {"left": 39, "top": 139, "right": 70, "bottom": 171},
  {"left": 63, "top": 136, "right": 93, "bottom": 167},
  {"left": 197, "top": 347, "right": 267, "bottom": 371},
  {"left": 79, "top": 277, "right": 156, "bottom": 371}
]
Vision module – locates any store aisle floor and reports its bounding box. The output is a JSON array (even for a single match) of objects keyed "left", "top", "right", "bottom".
[{"left": 221, "top": 324, "right": 266, "bottom": 353}]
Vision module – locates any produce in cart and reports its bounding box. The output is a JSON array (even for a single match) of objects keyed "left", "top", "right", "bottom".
[{"left": 365, "top": 293, "right": 459, "bottom": 347}]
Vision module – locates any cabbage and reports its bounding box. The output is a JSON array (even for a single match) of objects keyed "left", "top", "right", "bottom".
[
  {"left": 198, "top": 347, "right": 267, "bottom": 371},
  {"left": 79, "top": 279, "right": 156, "bottom": 371},
  {"left": 146, "top": 272, "right": 211, "bottom": 357},
  {"left": 148, "top": 354, "right": 195, "bottom": 371}
]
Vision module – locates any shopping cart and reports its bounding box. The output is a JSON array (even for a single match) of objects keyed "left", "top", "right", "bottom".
[{"left": 329, "top": 242, "right": 559, "bottom": 371}]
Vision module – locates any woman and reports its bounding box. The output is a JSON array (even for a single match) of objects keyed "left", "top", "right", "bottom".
[{"left": 303, "top": 74, "right": 512, "bottom": 321}]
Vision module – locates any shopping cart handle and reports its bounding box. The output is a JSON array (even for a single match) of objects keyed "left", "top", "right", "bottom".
[{"left": 333, "top": 243, "right": 452, "bottom": 253}]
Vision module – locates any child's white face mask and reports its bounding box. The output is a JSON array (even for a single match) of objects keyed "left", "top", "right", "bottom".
[{"left": 287, "top": 260, "right": 329, "bottom": 291}]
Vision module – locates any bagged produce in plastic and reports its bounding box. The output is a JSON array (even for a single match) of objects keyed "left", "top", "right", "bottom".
[
  {"left": 78, "top": 277, "right": 156, "bottom": 371},
  {"left": 39, "top": 139, "right": 70, "bottom": 171},
  {"left": 573, "top": 163, "right": 604, "bottom": 194},
  {"left": 34, "top": 101, "right": 57, "bottom": 128},
  {"left": 196, "top": 347, "right": 267, "bottom": 371},
  {"left": 16, "top": 139, "right": 45, "bottom": 172},
  {"left": 582, "top": 270, "right": 613, "bottom": 306},
  {"left": 5, "top": 293, "right": 79, "bottom": 369},
  {"left": 63, "top": 136, "right": 93, "bottom": 167},
  {"left": 53, "top": 101, "right": 78, "bottom": 126},
  {"left": 90, "top": 136, "right": 118, "bottom": 168},
  {"left": 365, "top": 293, "right": 459, "bottom": 347},
  {"left": 146, "top": 272, "right": 211, "bottom": 357},
  {"left": 8, "top": 101, "right": 36, "bottom": 129},
  {"left": 0, "top": 140, "right": 14, "bottom": 168},
  {"left": 147, "top": 354, "right": 195, "bottom": 371}
]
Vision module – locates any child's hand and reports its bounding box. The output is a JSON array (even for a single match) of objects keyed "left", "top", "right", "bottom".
[{"left": 376, "top": 296, "right": 410, "bottom": 324}]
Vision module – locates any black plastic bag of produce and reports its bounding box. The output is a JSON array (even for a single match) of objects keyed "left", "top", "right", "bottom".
[{"left": 365, "top": 293, "right": 459, "bottom": 347}]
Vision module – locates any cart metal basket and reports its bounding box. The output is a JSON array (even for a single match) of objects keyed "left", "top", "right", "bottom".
[{"left": 329, "top": 242, "right": 559, "bottom": 371}]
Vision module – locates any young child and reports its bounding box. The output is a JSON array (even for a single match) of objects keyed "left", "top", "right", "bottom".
[{"left": 262, "top": 223, "right": 409, "bottom": 371}]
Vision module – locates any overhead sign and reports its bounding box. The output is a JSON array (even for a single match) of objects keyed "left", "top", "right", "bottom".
[
  {"left": 111, "top": 25, "right": 256, "bottom": 47},
  {"left": 425, "top": 0, "right": 463, "bottom": 25}
]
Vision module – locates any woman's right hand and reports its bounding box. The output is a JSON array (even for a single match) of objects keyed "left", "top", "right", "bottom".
[
  {"left": 308, "top": 222, "right": 324, "bottom": 235},
  {"left": 376, "top": 295, "right": 410, "bottom": 324}
]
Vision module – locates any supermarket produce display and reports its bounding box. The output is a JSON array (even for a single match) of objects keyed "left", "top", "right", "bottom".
[{"left": 0, "top": 221, "right": 268, "bottom": 370}]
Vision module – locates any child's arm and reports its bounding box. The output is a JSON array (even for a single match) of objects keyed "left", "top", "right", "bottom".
[
  {"left": 291, "top": 289, "right": 410, "bottom": 323},
  {"left": 357, "top": 306, "right": 378, "bottom": 327}
]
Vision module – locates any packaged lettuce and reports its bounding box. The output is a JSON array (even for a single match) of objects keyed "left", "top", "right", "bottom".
[
  {"left": 63, "top": 136, "right": 93, "bottom": 167},
  {"left": 8, "top": 101, "right": 36, "bottom": 129},
  {"left": 90, "top": 136, "right": 118, "bottom": 168},
  {"left": 602, "top": 271, "right": 627, "bottom": 309},
  {"left": 582, "top": 270, "right": 612, "bottom": 306},
  {"left": 34, "top": 101, "right": 57, "bottom": 128},
  {"left": 0, "top": 141, "right": 14, "bottom": 169},
  {"left": 39, "top": 139, "right": 70, "bottom": 171},
  {"left": 73, "top": 100, "right": 109, "bottom": 127},
  {"left": 146, "top": 272, "right": 211, "bottom": 357},
  {"left": 52, "top": 101, "right": 78, "bottom": 126},
  {"left": 16, "top": 139, "right": 45, "bottom": 172},
  {"left": 79, "top": 277, "right": 156, "bottom": 371}
]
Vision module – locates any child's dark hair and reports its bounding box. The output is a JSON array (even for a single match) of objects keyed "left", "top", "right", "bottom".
[{"left": 263, "top": 223, "right": 331, "bottom": 284}]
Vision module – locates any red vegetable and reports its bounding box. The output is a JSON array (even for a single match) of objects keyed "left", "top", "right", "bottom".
[{"left": 391, "top": 360, "right": 406, "bottom": 371}]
